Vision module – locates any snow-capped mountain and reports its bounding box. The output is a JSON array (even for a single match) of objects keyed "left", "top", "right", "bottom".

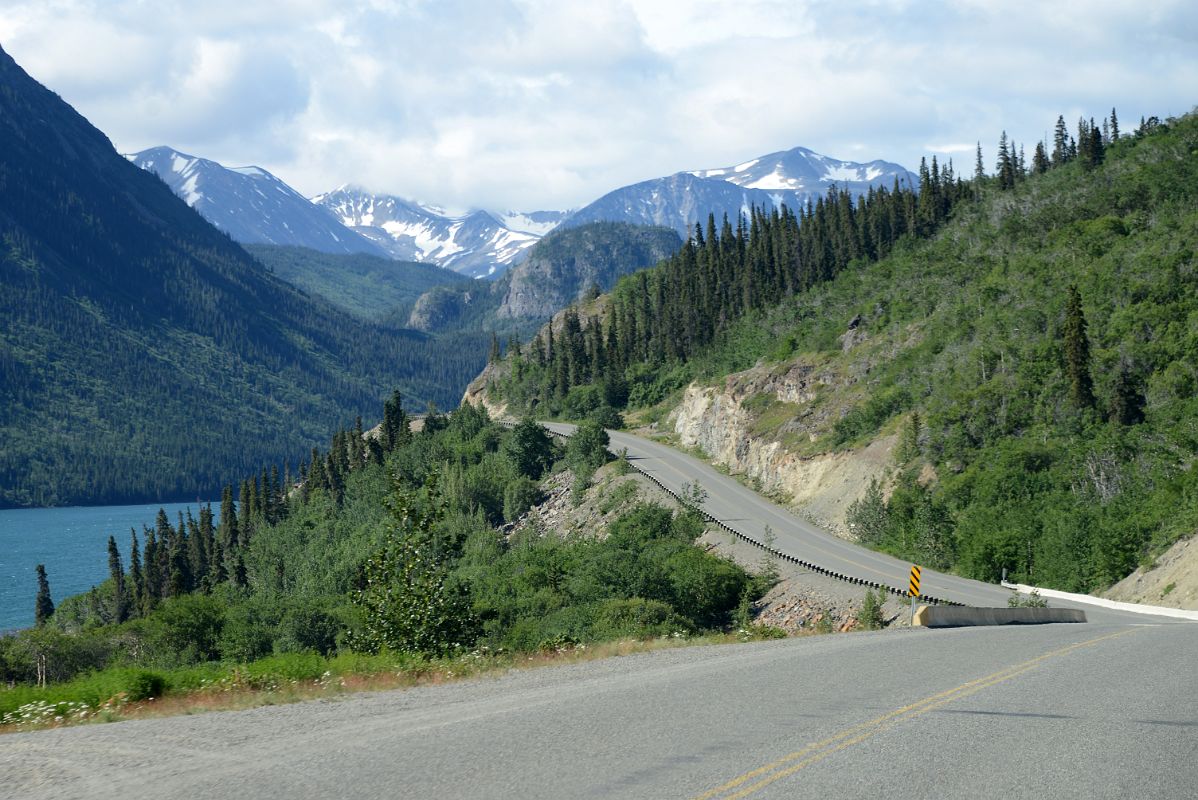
[
  {"left": 311, "top": 187, "right": 550, "bottom": 279},
  {"left": 128, "top": 147, "right": 385, "bottom": 257},
  {"left": 563, "top": 146, "right": 916, "bottom": 237}
]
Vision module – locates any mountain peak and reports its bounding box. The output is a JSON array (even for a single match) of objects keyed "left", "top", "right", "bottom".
[
  {"left": 567, "top": 145, "right": 916, "bottom": 236},
  {"left": 128, "top": 148, "right": 385, "bottom": 257}
]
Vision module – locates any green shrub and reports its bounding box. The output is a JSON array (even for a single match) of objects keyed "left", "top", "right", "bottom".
[
  {"left": 122, "top": 669, "right": 166, "bottom": 702},
  {"left": 858, "top": 589, "right": 886, "bottom": 630},
  {"left": 503, "top": 476, "right": 542, "bottom": 522}
]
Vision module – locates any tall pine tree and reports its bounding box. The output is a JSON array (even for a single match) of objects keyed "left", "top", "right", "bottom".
[
  {"left": 34, "top": 564, "right": 54, "bottom": 626},
  {"left": 1063, "top": 285, "right": 1096, "bottom": 410}
]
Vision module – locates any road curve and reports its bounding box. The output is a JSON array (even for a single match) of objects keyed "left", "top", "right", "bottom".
[
  {"left": 5, "top": 623, "right": 1194, "bottom": 799},
  {"left": 544, "top": 423, "right": 1186, "bottom": 624}
]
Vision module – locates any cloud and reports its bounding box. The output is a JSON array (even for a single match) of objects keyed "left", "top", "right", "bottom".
[{"left": 1, "top": 0, "right": 1195, "bottom": 211}]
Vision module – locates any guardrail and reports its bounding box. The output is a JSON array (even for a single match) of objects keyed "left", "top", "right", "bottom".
[{"left": 500, "top": 419, "right": 961, "bottom": 607}]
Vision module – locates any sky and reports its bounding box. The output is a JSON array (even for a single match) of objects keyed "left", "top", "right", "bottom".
[{"left": 1, "top": 0, "right": 1196, "bottom": 213}]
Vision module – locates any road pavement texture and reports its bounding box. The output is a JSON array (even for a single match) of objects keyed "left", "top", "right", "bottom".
[
  {"left": 544, "top": 424, "right": 1186, "bottom": 624},
  {"left": 4, "top": 623, "right": 1194, "bottom": 799}
]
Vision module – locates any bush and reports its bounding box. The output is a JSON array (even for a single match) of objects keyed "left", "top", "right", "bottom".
[
  {"left": 503, "top": 476, "right": 542, "bottom": 523},
  {"left": 122, "top": 669, "right": 166, "bottom": 702},
  {"left": 858, "top": 589, "right": 886, "bottom": 630},
  {"left": 1007, "top": 589, "right": 1048, "bottom": 608},
  {"left": 567, "top": 419, "right": 610, "bottom": 472}
]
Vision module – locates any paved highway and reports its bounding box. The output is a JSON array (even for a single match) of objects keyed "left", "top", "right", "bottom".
[
  {"left": 543, "top": 423, "right": 1186, "bottom": 624},
  {"left": 5, "top": 623, "right": 1194, "bottom": 799}
]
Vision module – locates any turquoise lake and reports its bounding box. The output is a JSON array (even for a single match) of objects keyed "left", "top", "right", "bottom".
[{"left": 0, "top": 501, "right": 217, "bottom": 633}]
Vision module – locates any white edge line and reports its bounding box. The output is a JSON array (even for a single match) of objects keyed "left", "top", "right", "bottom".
[{"left": 1003, "top": 582, "right": 1198, "bottom": 621}]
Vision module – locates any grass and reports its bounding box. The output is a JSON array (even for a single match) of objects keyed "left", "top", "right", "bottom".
[{"left": 1, "top": 628, "right": 806, "bottom": 734}]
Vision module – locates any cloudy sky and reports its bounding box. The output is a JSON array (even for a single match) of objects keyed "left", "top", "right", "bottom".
[{"left": 2, "top": 0, "right": 1195, "bottom": 213}]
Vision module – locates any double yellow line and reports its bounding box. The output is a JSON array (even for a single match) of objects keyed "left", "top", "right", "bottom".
[{"left": 694, "top": 629, "right": 1135, "bottom": 800}]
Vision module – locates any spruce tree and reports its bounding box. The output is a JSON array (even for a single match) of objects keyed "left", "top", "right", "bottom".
[
  {"left": 107, "top": 535, "right": 128, "bottom": 623},
  {"left": 488, "top": 331, "right": 501, "bottom": 364},
  {"left": 1063, "top": 285, "right": 1096, "bottom": 410},
  {"left": 142, "top": 528, "right": 161, "bottom": 610},
  {"left": 239, "top": 480, "right": 254, "bottom": 544},
  {"left": 34, "top": 564, "right": 54, "bottom": 626},
  {"left": 1052, "top": 115, "right": 1070, "bottom": 165},
  {"left": 1109, "top": 107, "right": 1120, "bottom": 141},
  {"left": 1109, "top": 362, "right": 1145, "bottom": 425},
  {"left": 128, "top": 529, "right": 143, "bottom": 613},
  {"left": 1032, "top": 141, "right": 1050, "bottom": 174}
]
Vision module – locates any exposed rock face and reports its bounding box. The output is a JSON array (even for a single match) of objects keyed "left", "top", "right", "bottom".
[
  {"left": 407, "top": 286, "right": 482, "bottom": 332},
  {"left": 495, "top": 223, "right": 680, "bottom": 320},
  {"left": 1105, "top": 534, "right": 1198, "bottom": 610},
  {"left": 671, "top": 376, "right": 895, "bottom": 536}
]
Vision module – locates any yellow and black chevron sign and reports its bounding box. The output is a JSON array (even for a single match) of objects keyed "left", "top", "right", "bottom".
[{"left": 908, "top": 565, "right": 922, "bottom": 597}]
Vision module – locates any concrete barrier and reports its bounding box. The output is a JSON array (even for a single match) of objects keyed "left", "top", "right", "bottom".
[{"left": 913, "top": 605, "right": 1086, "bottom": 628}]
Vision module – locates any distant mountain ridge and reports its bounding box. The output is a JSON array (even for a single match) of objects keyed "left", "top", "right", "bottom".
[
  {"left": 127, "top": 144, "right": 912, "bottom": 279},
  {"left": 128, "top": 147, "right": 386, "bottom": 257},
  {"left": 311, "top": 186, "right": 556, "bottom": 279},
  {"left": 563, "top": 146, "right": 917, "bottom": 237}
]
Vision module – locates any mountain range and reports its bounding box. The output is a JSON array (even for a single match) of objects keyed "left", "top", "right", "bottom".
[
  {"left": 310, "top": 187, "right": 564, "bottom": 279},
  {"left": 128, "top": 145, "right": 915, "bottom": 279}
]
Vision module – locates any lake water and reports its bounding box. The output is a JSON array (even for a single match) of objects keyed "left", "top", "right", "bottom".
[{"left": 0, "top": 501, "right": 217, "bottom": 634}]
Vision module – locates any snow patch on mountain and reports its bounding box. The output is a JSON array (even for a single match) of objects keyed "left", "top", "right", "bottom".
[{"left": 312, "top": 187, "right": 547, "bottom": 279}]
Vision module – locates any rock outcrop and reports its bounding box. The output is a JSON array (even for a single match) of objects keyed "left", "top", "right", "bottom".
[{"left": 671, "top": 370, "right": 895, "bottom": 537}]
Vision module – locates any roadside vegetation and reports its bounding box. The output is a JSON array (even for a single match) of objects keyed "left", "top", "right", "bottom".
[{"left": 2, "top": 399, "right": 785, "bottom": 731}]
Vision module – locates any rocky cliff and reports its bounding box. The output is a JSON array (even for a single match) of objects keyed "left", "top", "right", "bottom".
[
  {"left": 494, "top": 223, "right": 680, "bottom": 320},
  {"left": 670, "top": 364, "right": 895, "bottom": 537}
]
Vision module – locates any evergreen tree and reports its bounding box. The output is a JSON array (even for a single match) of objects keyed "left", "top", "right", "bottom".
[
  {"left": 218, "top": 485, "right": 239, "bottom": 580},
  {"left": 381, "top": 389, "right": 409, "bottom": 452},
  {"left": 1109, "top": 107, "right": 1120, "bottom": 141},
  {"left": 1109, "top": 362, "right": 1145, "bottom": 425},
  {"left": 34, "top": 564, "right": 54, "bottom": 626},
  {"left": 1032, "top": 140, "right": 1050, "bottom": 174},
  {"left": 503, "top": 417, "right": 555, "bottom": 479},
  {"left": 1063, "top": 285, "right": 1096, "bottom": 410},
  {"left": 239, "top": 480, "right": 254, "bottom": 545},
  {"left": 996, "top": 131, "right": 1015, "bottom": 190},
  {"left": 488, "top": 331, "right": 501, "bottom": 364},
  {"left": 128, "top": 529, "right": 143, "bottom": 613},
  {"left": 142, "top": 527, "right": 161, "bottom": 610},
  {"left": 1086, "top": 118, "right": 1104, "bottom": 168},
  {"left": 1052, "top": 115, "right": 1070, "bottom": 166},
  {"left": 107, "top": 535, "right": 128, "bottom": 623},
  {"left": 974, "top": 141, "right": 985, "bottom": 181},
  {"left": 167, "top": 513, "right": 192, "bottom": 597},
  {"left": 192, "top": 507, "right": 213, "bottom": 589}
]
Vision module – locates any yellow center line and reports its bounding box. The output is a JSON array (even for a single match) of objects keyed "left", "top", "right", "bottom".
[{"left": 694, "top": 628, "right": 1136, "bottom": 800}]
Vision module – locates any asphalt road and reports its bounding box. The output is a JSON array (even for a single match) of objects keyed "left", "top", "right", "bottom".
[
  {"left": 543, "top": 423, "right": 1184, "bottom": 624},
  {"left": 5, "top": 623, "right": 1194, "bottom": 799}
]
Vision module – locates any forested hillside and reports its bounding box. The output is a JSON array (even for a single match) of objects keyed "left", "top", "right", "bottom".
[
  {"left": 244, "top": 245, "right": 471, "bottom": 321},
  {"left": 482, "top": 110, "right": 1198, "bottom": 594},
  {"left": 0, "top": 45, "right": 484, "bottom": 507}
]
